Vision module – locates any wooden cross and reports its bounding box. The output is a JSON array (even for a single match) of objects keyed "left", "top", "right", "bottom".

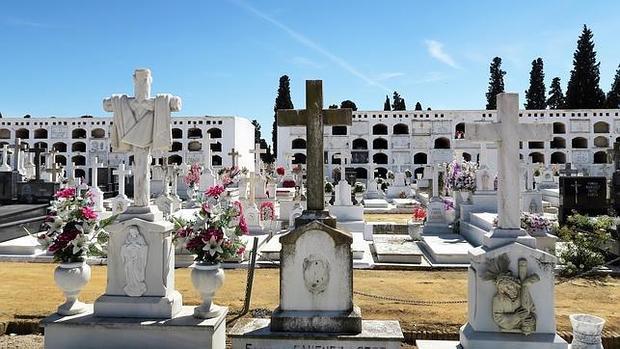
[
  {"left": 465, "top": 93, "right": 552, "bottom": 232},
  {"left": 559, "top": 162, "right": 579, "bottom": 177},
  {"left": 228, "top": 148, "right": 240, "bottom": 168},
  {"left": 277, "top": 80, "right": 352, "bottom": 211}
]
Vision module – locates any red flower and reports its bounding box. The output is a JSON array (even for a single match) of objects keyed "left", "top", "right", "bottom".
[
  {"left": 55, "top": 187, "right": 76, "bottom": 199},
  {"left": 81, "top": 206, "right": 98, "bottom": 220},
  {"left": 239, "top": 216, "right": 249, "bottom": 235},
  {"left": 237, "top": 246, "right": 246, "bottom": 256},
  {"left": 276, "top": 166, "right": 285, "bottom": 176},
  {"left": 206, "top": 185, "right": 225, "bottom": 198}
]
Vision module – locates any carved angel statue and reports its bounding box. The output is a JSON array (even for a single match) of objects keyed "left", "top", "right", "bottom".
[
  {"left": 121, "top": 226, "right": 148, "bottom": 297},
  {"left": 482, "top": 253, "right": 540, "bottom": 335}
]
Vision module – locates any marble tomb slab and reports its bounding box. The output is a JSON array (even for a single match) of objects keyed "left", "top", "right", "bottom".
[
  {"left": 373, "top": 234, "right": 423, "bottom": 264},
  {"left": 420, "top": 233, "right": 473, "bottom": 265}
]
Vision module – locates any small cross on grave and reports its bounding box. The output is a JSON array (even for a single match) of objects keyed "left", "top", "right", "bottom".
[
  {"left": 277, "top": 80, "right": 352, "bottom": 227},
  {"left": 333, "top": 151, "right": 350, "bottom": 183},
  {"left": 90, "top": 157, "right": 103, "bottom": 188},
  {"left": 559, "top": 162, "right": 579, "bottom": 177},
  {"left": 27, "top": 146, "right": 45, "bottom": 181},
  {"left": 228, "top": 148, "right": 241, "bottom": 168},
  {"left": 11, "top": 138, "right": 27, "bottom": 174},
  {"left": 250, "top": 143, "right": 266, "bottom": 174},
  {"left": 465, "top": 93, "right": 552, "bottom": 246},
  {"left": 47, "top": 162, "right": 64, "bottom": 183},
  {"left": 114, "top": 162, "right": 132, "bottom": 198}
]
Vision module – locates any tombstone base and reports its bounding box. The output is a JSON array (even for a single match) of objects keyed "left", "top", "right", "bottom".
[
  {"left": 41, "top": 305, "right": 227, "bottom": 349},
  {"left": 270, "top": 305, "right": 362, "bottom": 333},
  {"left": 119, "top": 205, "right": 163, "bottom": 222},
  {"left": 459, "top": 323, "right": 568, "bottom": 349},
  {"left": 230, "top": 318, "right": 403, "bottom": 349},
  {"left": 294, "top": 209, "right": 336, "bottom": 229},
  {"left": 94, "top": 291, "right": 183, "bottom": 319},
  {"left": 483, "top": 228, "right": 537, "bottom": 249}
]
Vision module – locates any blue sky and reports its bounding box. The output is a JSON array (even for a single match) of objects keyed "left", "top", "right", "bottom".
[{"left": 1, "top": 1, "right": 619, "bottom": 137}]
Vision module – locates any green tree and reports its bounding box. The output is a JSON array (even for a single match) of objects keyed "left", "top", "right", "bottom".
[
  {"left": 272, "top": 75, "right": 294, "bottom": 158},
  {"left": 328, "top": 104, "right": 338, "bottom": 109},
  {"left": 605, "top": 64, "right": 620, "bottom": 108},
  {"left": 486, "top": 57, "right": 506, "bottom": 110},
  {"left": 392, "top": 91, "right": 406, "bottom": 110},
  {"left": 547, "top": 77, "right": 566, "bottom": 109},
  {"left": 252, "top": 120, "right": 275, "bottom": 163},
  {"left": 383, "top": 95, "right": 391, "bottom": 111},
  {"left": 340, "top": 100, "right": 357, "bottom": 110},
  {"left": 565, "top": 25, "right": 606, "bottom": 108},
  {"left": 524, "top": 58, "right": 546, "bottom": 109},
  {"left": 415, "top": 102, "right": 422, "bottom": 111},
  {"left": 251, "top": 120, "right": 261, "bottom": 144}
]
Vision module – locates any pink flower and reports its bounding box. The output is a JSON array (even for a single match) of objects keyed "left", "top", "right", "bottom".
[
  {"left": 206, "top": 185, "right": 225, "bottom": 198},
  {"left": 233, "top": 201, "right": 243, "bottom": 216},
  {"left": 81, "top": 206, "right": 98, "bottom": 220},
  {"left": 55, "top": 187, "right": 76, "bottom": 199},
  {"left": 239, "top": 216, "right": 249, "bottom": 235},
  {"left": 276, "top": 166, "right": 285, "bottom": 176},
  {"left": 237, "top": 246, "right": 246, "bottom": 256}
]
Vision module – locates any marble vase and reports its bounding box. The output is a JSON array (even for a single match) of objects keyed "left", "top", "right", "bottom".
[
  {"left": 191, "top": 262, "right": 225, "bottom": 319},
  {"left": 54, "top": 261, "right": 91, "bottom": 316},
  {"left": 570, "top": 314, "right": 605, "bottom": 349},
  {"left": 354, "top": 192, "right": 364, "bottom": 205},
  {"left": 324, "top": 192, "right": 333, "bottom": 206}
]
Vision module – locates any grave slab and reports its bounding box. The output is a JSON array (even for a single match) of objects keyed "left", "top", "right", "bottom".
[
  {"left": 391, "top": 197, "right": 420, "bottom": 208},
  {"left": 0, "top": 234, "right": 46, "bottom": 255},
  {"left": 373, "top": 234, "right": 423, "bottom": 264},
  {"left": 363, "top": 198, "right": 390, "bottom": 209},
  {"left": 420, "top": 233, "right": 473, "bottom": 265},
  {"left": 230, "top": 318, "right": 403, "bottom": 349},
  {"left": 41, "top": 305, "right": 226, "bottom": 349}
]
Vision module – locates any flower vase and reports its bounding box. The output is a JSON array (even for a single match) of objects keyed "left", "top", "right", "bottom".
[
  {"left": 186, "top": 185, "right": 198, "bottom": 207},
  {"left": 54, "top": 261, "right": 91, "bottom": 316},
  {"left": 191, "top": 262, "right": 225, "bottom": 319},
  {"left": 570, "top": 314, "right": 605, "bottom": 349},
  {"left": 459, "top": 190, "right": 472, "bottom": 203},
  {"left": 355, "top": 193, "right": 364, "bottom": 205},
  {"left": 324, "top": 192, "right": 332, "bottom": 206}
]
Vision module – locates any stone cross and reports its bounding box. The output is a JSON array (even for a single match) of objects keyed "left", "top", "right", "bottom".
[
  {"left": 277, "top": 80, "right": 352, "bottom": 221},
  {"left": 47, "top": 162, "right": 64, "bottom": 183},
  {"left": 465, "top": 93, "right": 551, "bottom": 233},
  {"left": 250, "top": 143, "right": 266, "bottom": 174},
  {"left": 103, "top": 68, "right": 181, "bottom": 209},
  {"left": 228, "top": 148, "right": 240, "bottom": 168},
  {"left": 91, "top": 157, "right": 103, "bottom": 188},
  {"left": 0, "top": 144, "right": 12, "bottom": 171},
  {"left": 28, "top": 146, "right": 45, "bottom": 181},
  {"left": 115, "top": 162, "right": 132, "bottom": 197},
  {"left": 334, "top": 151, "right": 350, "bottom": 182},
  {"left": 559, "top": 162, "right": 579, "bottom": 177},
  {"left": 11, "top": 138, "right": 26, "bottom": 174}
]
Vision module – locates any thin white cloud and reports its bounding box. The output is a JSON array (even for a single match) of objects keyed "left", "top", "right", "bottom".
[
  {"left": 231, "top": 0, "right": 390, "bottom": 92},
  {"left": 409, "top": 71, "right": 449, "bottom": 85},
  {"left": 291, "top": 56, "right": 323, "bottom": 69},
  {"left": 1, "top": 16, "right": 47, "bottom": 28},
  {"left": 425, "top": 40, "right": 460, "bottom": 69},
  {"left": 375, "top": 72, "right": 405, "bottom": 81}
]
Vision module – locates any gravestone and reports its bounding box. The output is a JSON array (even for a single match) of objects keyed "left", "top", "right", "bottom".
[
  {"left": 89, "top": 157, "right": 105, "bottom": 212},
  {"left": 559, "top": 176, "right": 607, "bottom": 224},
  {"left": 111, "top": 163, "right": 132, "bottom": 214},
  {"left": 423, "top": 164, "right": 452, "bottom": 234}
]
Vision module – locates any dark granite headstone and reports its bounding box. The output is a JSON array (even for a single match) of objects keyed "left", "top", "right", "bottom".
[{"left": 559, "top": 176, "right": 608, "bottom": 224}]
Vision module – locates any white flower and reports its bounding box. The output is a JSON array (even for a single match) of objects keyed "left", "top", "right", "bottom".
[{"left": 202, "top": 236, "right": 223, "bottom": 257}]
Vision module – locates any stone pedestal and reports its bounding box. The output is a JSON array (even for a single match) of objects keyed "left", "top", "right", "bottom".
[
  {"left": 328, "top": 204, "right": 364, "bottom": 222},
  {"left": 41, "top": 305, "right": 227, "bottom": 349},
  {"left": 94, "top": 216, "right": 182, "bottom": 318},
  {"left": 423, "top": 197, "right": 452, "bottom": 234},
  {"left": 459, "top": 242, "right": 568, "bottom": 349}
]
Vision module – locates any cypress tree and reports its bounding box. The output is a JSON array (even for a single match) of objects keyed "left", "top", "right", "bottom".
[
  {"left": 565, "top": 25, "right": 606, "bottom": 108},
  {"left": 251, "top": 120, "right": 261, "bottom": 144},
  {"left": 383, "top": 95, "right": 391, "bottom": 111},
  {"left": 524, "top": 58, "right": 546, "bottom": 109},
  {"left": 605, "top": 64, "right": 620, "bottom": 108},
  {"left": 485, "top": 57, "right": 506, "bottom": 110},
  {"left": 392, "top": 91, "right": 406, "bottom": 110},
  {"left": 415, "top": 102, "right": 422, "bottom": 111},
  {"left": 272, "top": 75, "right": 294, "bottom": 158},
  {"left": 547, "top": 77, "right": 566, "bottom": 109},
  {"left": 328, "top": 104, "right": 338, "bottom": 109}
]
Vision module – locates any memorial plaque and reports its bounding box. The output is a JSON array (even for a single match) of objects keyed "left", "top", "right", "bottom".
[
  {"left": 49, "top": 126, "right": 69, "bottom": 140},
  {"left": 559, "top": 176, "right": 608, "bottom": 224}
]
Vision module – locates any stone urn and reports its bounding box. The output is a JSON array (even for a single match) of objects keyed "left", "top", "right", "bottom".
[
  {"left": 570, "top": 314, "right": 605, "bottom": 349},
  {"left": 54, "top": 261, "right": 91, "bottom": 316},
  {"left": 459, "top": 190, "right": 472, "bottom": 203},
  {"left": 408, "top": 220, "right": 423, "bottom": 240},
  {"left": 354, "top": 192, "right": 364, "bottom": 205},
  {"left": 324, "top": 191, "right": 333, "bottom": 206},
  {"left": 190, "top": 262, "right": 225, "bottom": 319}
]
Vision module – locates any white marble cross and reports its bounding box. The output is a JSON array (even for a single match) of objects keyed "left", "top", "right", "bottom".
[
  {"left": 466, "top": 93, "right": 551, "bottom": 231},
  {"left": 431, "top": 164, "right": 440, "bottom": 198},
  {"left": 91, "top": 157, "right": 103, "bottom": 187},
  {"left": 250, "top": 143, "right": 266, "bottom": 174},
  {"left": 228, "top": 148, "right": 241, "bottom": 168},
  {"left": 115, "top": 162, "right": 132, "bottom": 198}
]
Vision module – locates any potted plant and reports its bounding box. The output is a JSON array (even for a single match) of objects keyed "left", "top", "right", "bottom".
[
  {"left": 184, "top": 162, "right": 202, "bottom": 205},
  {"left": 387, "top": 170, "right": 395, "bottom": 184},
  {"left": 446, "top": 159, "right": 477, "bottom": 202},
  {"left": 353, "top": 182, "right": 365, "bottom": 205},
  {"left": 36, "top": 187, "right": 116, "bottom": 315},
  {"left": 324, "top": 182, "right": 334, "bottom": 205},
  {"left": 174, "top": 174, "right": 248, "bottom": 319},
  {"left": 408, "top": 205, "right": 426, "bottom": 240}
]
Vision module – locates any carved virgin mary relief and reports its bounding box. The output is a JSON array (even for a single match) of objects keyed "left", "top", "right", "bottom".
[{"left": 121, "top": 226, "right": 148, "bottom": 297}]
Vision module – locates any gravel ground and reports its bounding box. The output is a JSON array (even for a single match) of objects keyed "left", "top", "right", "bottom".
[{"left": 0, "top": 335, "right": 43, "bottom": 349}]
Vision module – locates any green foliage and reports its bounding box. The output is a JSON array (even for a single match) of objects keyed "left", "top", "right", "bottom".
[
  {"left": 324, "top": 181, "right": 333, "bottom": 193},
  {"left": 524, "top": 58, "right": 546, "bottom": 109},
  {"left": 557, "top": 213, "right": 613, "bottom": 277},
  {"left": 252, "top": 119, "right": 275, "bottom": 163},
  {"left": 340, "top": 100, "right": 357, "bottom": 111},
  {"left": 328, "top": 104, "right": 338, "bottom": 109},
  {"left": 383, "top": 95, "right": 391, "bottom": 111},
  {"left": 392, "top": 91, "right": 406, "bottom": 110},
  {"left": 353, "top": 182, "right": 365, "bottom": 194},
  {"left": 565, "top": 25, "right": 606, "bottom": 108},
  {"left": 486, "top": 57, "right": 506, "bottom": 110},
  {"left": 605, "top": 64, "right": 620, "bottom": 108},
  {"left": 547, "top": 77, "right": 566, "bottom": 109},
  {"left": 273, "top": 75, "right": 294, "bottom": 158},
  {"left": 415, "top": 102, "right": 422, "bottom": 111}
]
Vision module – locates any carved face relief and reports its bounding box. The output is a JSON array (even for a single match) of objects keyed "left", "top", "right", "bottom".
[{"left": 303, "top": 254, "right": 330, "bottom": 294}]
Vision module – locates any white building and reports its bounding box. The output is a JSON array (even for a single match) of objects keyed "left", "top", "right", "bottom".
[
  {"left": 0, "top": 115, "right": 255, "bottom": 181},
  {"left": 277, "top": 108, "right": 620, "bottom": 182}
]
